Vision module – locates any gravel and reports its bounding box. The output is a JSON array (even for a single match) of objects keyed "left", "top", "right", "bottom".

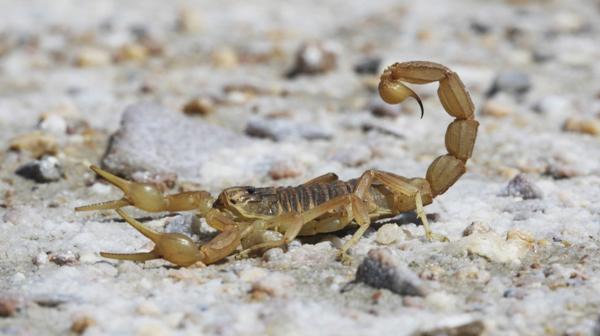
[{"left": 1, "top": 1, "right": 600, "bottom": 335}]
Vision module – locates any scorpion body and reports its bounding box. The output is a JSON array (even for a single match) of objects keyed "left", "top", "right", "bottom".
[{"left": 76, "top": 61, "right": 478, "bottom": 266}]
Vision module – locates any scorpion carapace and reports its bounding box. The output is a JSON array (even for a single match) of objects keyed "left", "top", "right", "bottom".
[{"left": 76, "top": 61, "right": 479, "bottom": 267}]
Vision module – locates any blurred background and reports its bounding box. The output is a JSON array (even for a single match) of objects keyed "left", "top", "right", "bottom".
[{"left": 1, "top": 1, "right": 600, "bottom": 335}]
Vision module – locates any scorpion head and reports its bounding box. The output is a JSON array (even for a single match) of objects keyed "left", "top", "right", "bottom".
[{"left": 213, "top": 186, "right": 277, "bottom": 219}]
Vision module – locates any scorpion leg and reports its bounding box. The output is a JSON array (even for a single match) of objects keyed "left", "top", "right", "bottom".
[
  {"left": 354, "top": 169, "right": 446, "bottom": 242},
  {"left": 236, "top": 193, "right": 367, "bottom": 261},
  {"left": 303, "top": 172, "right": 339, "bottom": 186}
]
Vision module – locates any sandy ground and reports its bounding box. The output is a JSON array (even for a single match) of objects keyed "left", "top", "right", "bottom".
[{"left": 2, "top": 1, "right": 600, "bottom": 335}]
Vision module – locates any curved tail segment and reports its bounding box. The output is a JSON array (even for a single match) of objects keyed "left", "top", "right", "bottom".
[{"left": 378, "top": 61, "right": 479, "bottom": 198}]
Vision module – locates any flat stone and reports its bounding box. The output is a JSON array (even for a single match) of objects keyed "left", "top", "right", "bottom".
[{"left": 102, "top": 103, "right": 292, "bottom": 189}]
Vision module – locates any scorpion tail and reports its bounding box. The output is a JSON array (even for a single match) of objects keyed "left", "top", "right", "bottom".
[{"left": 379, "top": 61, "right": 479, "bottom": 198}]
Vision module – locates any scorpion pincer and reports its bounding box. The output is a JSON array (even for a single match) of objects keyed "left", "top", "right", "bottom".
[{"left": 76, "top": 61, "right": 479, "bottom": 266}]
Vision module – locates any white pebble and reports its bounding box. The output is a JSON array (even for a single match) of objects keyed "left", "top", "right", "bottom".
[
  {"left": 90, "top": 182, "right": 112, "bottom": 195},
  {"left": 426, "top": 291, "right": 457, "bottom": 311},
  {"left": 33, "top": 252, "right": 49, "bottom": 265},
  {"left": 375, "top": 223, "right": 406, "bottom": 245},
  {"left": 39, "top": 115, "right": 67, "bottom": 135},
  {"left": 239, "top": 267, "right": 269, "bottom": 282}
]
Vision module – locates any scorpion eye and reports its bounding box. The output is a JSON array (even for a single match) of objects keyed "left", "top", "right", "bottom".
[{"left": 246, "top": 187, "right": 256, "bottom": 194}]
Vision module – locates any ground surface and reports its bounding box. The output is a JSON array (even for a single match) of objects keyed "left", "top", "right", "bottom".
[{"left": 1, "top": 1, "right": 600, "bottom": 335}]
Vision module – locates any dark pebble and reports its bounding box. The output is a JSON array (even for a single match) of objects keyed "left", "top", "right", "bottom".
[
  {"left": 500, "top": 173, "right": 543, "bottom": 200},
  {"left": 355, "top": 248, "right": 427, "bottom": 296}
]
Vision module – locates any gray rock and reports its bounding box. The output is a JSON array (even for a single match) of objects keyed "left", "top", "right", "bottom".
[
  {"left": 355, "top": 248, "right": 427, "bottom": 296},
  {"left": 354, "top": 56, "right": 381, "bottom": 75},
  {"left": 102, "top": 103, "right": 291, "bottom": 188},
  {"left": 15, "top": 156, "right": 63, "bottom": 183},
  {"left": 500, "top": 173, "right": 543, "bottom": 200},
  {"left": 487, "top": 70, "right": 531, "bottom": 98},
  {"left": 245, "top": 116, "right": 332, "bottom": 141},
  {"left": 286, "top": 41, "right": 337, "bottom": 78}
]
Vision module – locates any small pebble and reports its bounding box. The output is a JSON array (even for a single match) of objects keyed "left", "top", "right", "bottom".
[
  {"left": 268, "top": 160, "right": 304, "bottom": 180},
  {"left": 487, "top": 70, "right": 531, "bottom": 98},
  {"left": 562, "top": 117, "right": 600, "bottom": 136},
  {"left": 34, "top": 294, "right": 70, "bottom": 308},
  {"left": 9, "top": 132, "right": 58, "bottom": 158},
  {"left": 239, "top": 267, "right": 270, "bottom": 283},
  {"left": 503, "top": 287, "right": 527, "bottom": 299},
  {"left": 543, "top": 163, "right": 579, "bottom": 180},
  {"left": 90, "top": 182, "right": 112, "bottom": 195},
  {"left": 70, "top": 315, "right": 95, "bottom": 334},
  {"left": 354, "top": 56, "right": 381, "bottom": 75},
  {"left": 419, "top": 265, "right": 445, "bottom": 281},
  {"left": 481, "top": 96, "right": 514, "bottom": 118},
  {"left": 137, "top": 301, "right": 161, "bottom": 316},
  {"left": 116, "top": 43, "right": 148, "bottom": 62},
  {"left": 182, "top": 97, "right": 215, "bottom": 117},
  {"left": 176, "top": 8, "right": 203, "bottom": 33},
  {"left": 454, "top": 265, "right": 491, "bottom": 283},
  {"left": 532, "top": 95, "right": 571, "bottom": 116},
  {"left": 286, "top": 41, "right": 337, "bottom": 78},
  {"left": 212, "top": 47, "right": 239, "bottom": 69},
  {"left": 0, "top": 297, "right": 19, "bottom": 317},
  {"left": 425, "top": 291, "right": 457, "bottom": 311},
  {"left": 250, "top": 272, "right": 296, "bottom": 299},
  {"left": 462, "top": 222, "right": 492, "bottom": 237},
  {"left": 375, "top": 223, "right": 406, "bottom": 245},
  {"left": 355, "top": 248, "right": 427, "bottom": 296},
  {"left": 452, "top": 229, "right": 530, "bottom": 264},
  {"left": 500, "top": 173, "right": 543, "bottom": 199},
  {"left": 75, "top": 47, "right": 111, "bottom": 67},
  {"left": 32, "top": 252, "right": 49, "bottom": 266},
  {"left": 48, "top": 250, "right": 79, "bottom": 266},
  {"left": 38, "top": 114, "right": 67, "bottom": 135},
  {"left": 15, "top": 156, "right": 63, "bottom": 183},
  {"left": 261, "top": 247, "right": 286, "bottom": 263}
]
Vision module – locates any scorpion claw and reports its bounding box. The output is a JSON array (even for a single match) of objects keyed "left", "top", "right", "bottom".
[
  {"left": 75, "top": 197, "right": 131, "bottom": 212},
  {"left": 101, "top": 209, "right": 204, "bottom": 267},
  {"left": 76, "top": 165, "right": 170, "bottom": 212}
]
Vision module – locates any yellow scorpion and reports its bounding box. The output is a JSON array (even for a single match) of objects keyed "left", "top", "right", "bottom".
[{"left": 76, "top": 61, "right": 478, "bottom": 266}]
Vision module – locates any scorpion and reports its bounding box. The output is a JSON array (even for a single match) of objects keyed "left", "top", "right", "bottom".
[{"left": 75, "top": 61, "right": 478, "bottom": 267}]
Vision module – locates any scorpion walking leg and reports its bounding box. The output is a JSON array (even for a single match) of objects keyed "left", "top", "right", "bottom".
[
  {"left": 303, "top": 172, "right": 339, "bottom": 185},
  {"left": 236, "top": 194, "right": 367, "bottom": 259},
  {"left": 354, "top": 169, "right": 446, "bottom": 241}
]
